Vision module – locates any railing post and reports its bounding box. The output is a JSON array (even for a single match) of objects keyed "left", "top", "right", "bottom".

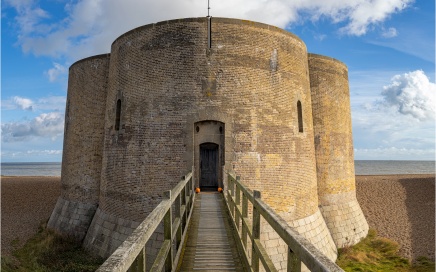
[
  {"left": 287, "top": 247, "right": 301, "bottom": 272},
  {"left": 235, "top": 176, "right": 241, "bottom": 231},
  {"left": 241, "top": 192, "right": 248, "bottom": 249},
  {"left": 175, "top": 191, "right": 182, "bottom": 251},
  {"left": 163, "top": 190, "right": 173, "bottom": 271},
  {"left": 181, "top": 182, "right": 187, "bottom": 230},
  {"left": 187, "top": 176, "right": 192, "bottom": 213},
  {"left": 228, "top": 175, "right": 235, "bottom": 218},
  {"left": 252, "top": 190, "right": 261, "bottom": 272},
  {"left": 128, "top": 247, "right": 146, "bottom": 272}
]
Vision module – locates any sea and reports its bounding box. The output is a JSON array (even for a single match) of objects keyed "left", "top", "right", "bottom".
[
  {"left": 1, "top": 162, "right": 62, "bottom": 176},
  {"left": 0, "top": 161, "right": 434, "bottom": 176}
]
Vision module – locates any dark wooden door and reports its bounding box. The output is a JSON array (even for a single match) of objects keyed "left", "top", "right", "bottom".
[{"left": 200, "top": 143, "right": 218, "bottom": 190}]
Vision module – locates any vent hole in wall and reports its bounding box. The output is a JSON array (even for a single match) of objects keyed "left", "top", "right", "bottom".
[{"left": 196, "top": 126, "right": 200, "bottom": 133}]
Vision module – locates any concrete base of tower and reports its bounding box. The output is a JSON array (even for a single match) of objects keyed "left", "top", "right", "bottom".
[
  {"left": 259, "top": 209, "right": 337, "bottom": 271},
  {"left": 320, "top": 198, "right": 369, "bottom": 248},
  {"left": 47, "top": 197, "right": 97, "bottom": 241},
  {"left": 82, "top": 208, "right": 164, "bottom": 268}
]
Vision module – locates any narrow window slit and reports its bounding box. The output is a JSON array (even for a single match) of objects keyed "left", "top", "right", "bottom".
[
  {"left": 297, "top": 100, "right": 303, "bottom": 133},
  {"left": 115, "top": 99, "right": 121, "bottom": 131}
]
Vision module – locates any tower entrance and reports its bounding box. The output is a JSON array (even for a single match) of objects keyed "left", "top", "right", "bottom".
[
  {"left": 199, "top": 143, "right": 219, "bottom": 190},
  {"left": 194, "top": 120, "right": 225, "bottom": 191}
]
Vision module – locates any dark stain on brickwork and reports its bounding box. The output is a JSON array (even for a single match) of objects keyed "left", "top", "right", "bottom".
[{"left": 141, "top": 26, "right": 197, "bottom": 51}]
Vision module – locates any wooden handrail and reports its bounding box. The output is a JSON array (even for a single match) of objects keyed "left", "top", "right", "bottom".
[
  {"left": 97, "top": 172, "right": 194, "bottom": 272},
  {"left": 225, "top": 173, "right": 344, "bottom": 272}
]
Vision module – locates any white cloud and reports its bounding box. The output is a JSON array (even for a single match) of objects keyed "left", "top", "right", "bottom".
[
  {"left": 381, "top": 27, "right": 398, "bottom": 38},
  {"left": 2, "top": 95, "right": 66, "bottom": 112},
  {"left": 2, "top": 149, "right": 63, "bottom": 156},
  {"left": 350, "top": 69, "right": 435, "bottom": 160},
  {"left": 35, "top": 96, "right": 66, "bottom": 111},
  {"left": 26, "top": 149, "right": 63, "bottom": 155},
  {"left": 335, "top": 0, "right": 410, "bottom": 36},
  {"left": 13, "top": 96, "right": 34, "bottom": 111},
  {"left": 380, "top": 70, "right": 435, "bottom": 121},
  {"left": 315, "top": 34, "right": 327, "bottom": 41},
  {"left": 354, "top": 147, "right": 435, "bottom": 160},
  {"left": 5, "top": 0, "right": 414, "bottom": 62},
  {"left": 1, "top": 149, "right": 63, "bottom": 162},
  {"left": 3, "top": 0, "right": 50, "bottom": 35},
  {"left": 46, "top": 63, "right": 67, "bottom": 82},
  {"left": 1, "top": 112, "right": 64, "bottom": 142}
]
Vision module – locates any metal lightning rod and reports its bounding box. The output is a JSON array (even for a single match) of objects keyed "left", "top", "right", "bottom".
[{"left": 207, "top": 0, "right": 211, "bottom": 48}]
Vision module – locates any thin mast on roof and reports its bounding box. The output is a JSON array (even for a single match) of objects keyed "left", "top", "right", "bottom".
[{"left": 207, "top": 0, "right": 211, "bottom": 48}]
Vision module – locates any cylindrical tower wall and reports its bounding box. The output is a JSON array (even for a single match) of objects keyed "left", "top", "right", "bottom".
[
  {"left": 84, "top": 18, "right": 211, "bottom": 260},
  {"left": 48, "top": 54, "right": 110, "bottom": 240},
  {"left": 82, "top": 18, "right": 336, "bottom": 267},
  {"left": 209, "top": 20, "right": 338, "bottom": 265},
  {"left": 308, "top": 53, "right": 368, "bottom": 247}
]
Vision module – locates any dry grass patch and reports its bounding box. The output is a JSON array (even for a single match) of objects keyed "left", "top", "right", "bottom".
[
  {"left": 1, "top": 222, "right": 103, "bottom": 272},
  {"left": 337, "top": 229, "right": 434, "bottom": 272}
]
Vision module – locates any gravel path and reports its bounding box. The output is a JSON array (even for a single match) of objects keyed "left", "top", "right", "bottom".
[{"left": 1, "top": 174, "right": 434, "bottom": 262}]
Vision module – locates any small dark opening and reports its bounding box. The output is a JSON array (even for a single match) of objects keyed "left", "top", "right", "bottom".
[
  {"left": 297, "top": 100, "right": 303, "bottom": 133},
  {"left": 200, "top": 143, "right": 219, "bottom": 191},
  {"left": 219, "top": 126, "right": 223, "bottom": 134},
  {"left": 196, "top": 126, "right": 200, "bottom": 133},
  {"left": 115, "top": 99, "right": 121, "bottom": 131}
]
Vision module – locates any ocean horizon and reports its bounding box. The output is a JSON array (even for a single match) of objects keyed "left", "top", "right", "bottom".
[
  {"left": 1, "top": 160, "right": 434, "bottom": 177},
  {"left": 1, "top": 162, "right": 62, "bottom": 177}
]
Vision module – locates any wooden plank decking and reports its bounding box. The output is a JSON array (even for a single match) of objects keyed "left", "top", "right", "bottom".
[{"left": 177, "top": 192, "right": 246, "bottom": 271}]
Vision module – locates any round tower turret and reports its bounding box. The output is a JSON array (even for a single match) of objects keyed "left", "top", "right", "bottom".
[
  {"left": 48, "top": 54, "right": 110, "bottom": 240},
  {"left": 80, "top": 18, "right": 337, "bottom": 266},
  {"left": 308, "top": 53, "right": 369, "bottom": 247}
]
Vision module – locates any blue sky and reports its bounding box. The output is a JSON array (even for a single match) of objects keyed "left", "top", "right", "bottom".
[{"left": 1, "top": 0, "right": 435, "bottom": 162}]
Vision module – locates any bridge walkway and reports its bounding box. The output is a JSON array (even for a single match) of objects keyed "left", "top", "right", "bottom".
[
  {"left": 177, "top": 192, "right": 247, "bottom": 271},
  {"left": 97, "top": 173, "right": 344, "bottom": 272}
]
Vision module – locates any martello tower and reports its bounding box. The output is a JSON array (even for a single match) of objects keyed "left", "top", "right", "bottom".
[{"left": 48, "top": 17, "right": 368, "bottom": 268}]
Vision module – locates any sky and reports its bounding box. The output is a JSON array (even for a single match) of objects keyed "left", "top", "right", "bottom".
[{"left": 1, "top": 0, "right": 435, "bottom": 162}]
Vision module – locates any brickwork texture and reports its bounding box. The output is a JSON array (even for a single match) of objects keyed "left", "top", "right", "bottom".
[
  {"left": 48, "top": 54, "right": 110, "bottom": 240},
  {"left": 48, "top": 17, "right": 369, "bottom": 268},
  {"left": 309, "top": 54, "right": 369, "bottom": 247}
]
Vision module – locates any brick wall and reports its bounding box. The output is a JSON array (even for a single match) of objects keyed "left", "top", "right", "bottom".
[
  {"left": 48, "top": 54, "right": 110, "bottom": 239},
  {"left": 309, "top": 53, "right": 369, "bottom": 247},
  {"left": 53, "top": 18, "right": 369, "bottom": 265},
  {"left": 83, "top": 17, "right": 323, "bottom": 227}
]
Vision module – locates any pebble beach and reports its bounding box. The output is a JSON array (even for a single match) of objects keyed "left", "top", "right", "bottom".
[
  {"left": 1, "top": 174, "right": 435, "bottom": 262},
  {"left": 356, "top": 174, "right": 435, "bottom": 261}
]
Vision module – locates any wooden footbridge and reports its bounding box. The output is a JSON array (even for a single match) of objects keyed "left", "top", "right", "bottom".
[{"left": 97, "top": 173, "right": 343, "bottom": 272}]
